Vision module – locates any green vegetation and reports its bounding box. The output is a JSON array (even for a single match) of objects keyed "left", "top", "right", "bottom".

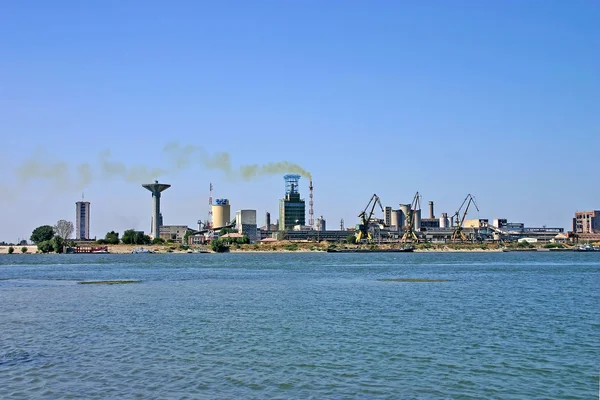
[
  {"left": 37, "top": 240, "right": 54, "bottom": 253},
  {"left": 152, "top": 237, "right": 165, "bottom": 245},
  {"left": 8, "top": 246, "right": 14, "bottom": 254},
  {"left": 210, "top": 239, "right": 229, "bottom": 253},
  {"left": 284, "top": 242, "right": 299, "bottom": 251},
  {"left": 221, "top": 235, "right": 250, "bottom": 245},
  {"left": 30, "top": 225, "right": 55, "bottom": 244},
  {"left": 346, "top": 234, "right": 356, "bottom": 244},
  {"left": 51, "top": 236, "right": 66, "bottom": 253},
  {"left": 105, "top": 231, "right": 120, "bottom": 245},
  {"left": 122, "top": 229, "right": 151, "bottom": 245},
  {"left": 21, "top": 246, "right": 27, "bottom": 254},
  {"left": 543, "top": 243, "right": 564, "bottom": 249}
]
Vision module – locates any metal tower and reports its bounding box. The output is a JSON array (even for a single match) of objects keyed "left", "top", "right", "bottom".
[
  {"left": 142, "top": 180, "right": 171, "bottom": 239},
  {"left": 208, "top": 183, "right": 213, "bottom": 228},
  {"left": 308, "top": 180, "right": 314, "bottom": 228},
  {"left": 284, "top": 174, "right": 301, "bottom": 195}
]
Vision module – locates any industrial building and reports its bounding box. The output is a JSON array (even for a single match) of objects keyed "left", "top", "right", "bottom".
[
  {"left": 75, "top": 200, "right": 90, "bottom": 240},
  {"left": 279, "top": 174, "right": 306, "bottom": 230},
  {"left": 236, "top": 210, "right": 258, "bottom": 242},
  {"left": 160, "top": 225, "right": 189, "bottom": 243},
  {"left": 573, "top": 210, "right": 600, "bottom": 234}
]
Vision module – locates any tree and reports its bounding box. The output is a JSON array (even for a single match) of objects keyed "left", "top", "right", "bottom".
[
  {"left": 346, "top": 234, "right": 357, "bottom": 244},
  {"left": 8, "top": 246, "right": 14, "bottom": 254},
  {"left": 152, "top": 237, "right": 165, "bottom": 245},
  {"left": 135, "top": 232, "right": 151, "bottom": 245},
  {"left": 51, "top": 236, "right": 65, "bottom": 253},
  {"left": 37, "top": 240, "right": 54, "bottom": 253},
  {"left": 104, "top": 231, "right": 120, "bottom": 245},
  {"left": 210, "top": 239, "right": 229, "bottom": 253},
  {"left": 123, "top": 229, "right": 151, "bottom": 245},
  {"left": 122, "top": 229, "right": 136, "bottom": 245},
  {"left": 30, "top": 225, "right": 55, "bottom": 244},
  {"left": 54, "top": 220, "right": 74, "bottom": 240},
  {"left": 21, "top": 246, "right": 28, "bottom": 253}
]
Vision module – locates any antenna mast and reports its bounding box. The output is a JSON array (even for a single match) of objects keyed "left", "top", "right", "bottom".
[
  {"left": 308, "top": 180, "right": 314, "bottom": 228},
  {"left": 208, "top": 183, "right": 213, "bottom": 228}
]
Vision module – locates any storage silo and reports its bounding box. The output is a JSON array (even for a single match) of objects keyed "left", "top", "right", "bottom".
[
  {"left": 399, "top": 204, "right": 411, "bottom": 229},
  {"left": 390, "top": 210, "right": 400, "bottom": 231},
  {"left": 212, "top": 199, "right": 230, "bottom": 229},
  {"left": 439, "top": 212, "right": 449, "bottom": 228},
  {"left": 414, "top": 209, "right": 422, "bottom": 231}
]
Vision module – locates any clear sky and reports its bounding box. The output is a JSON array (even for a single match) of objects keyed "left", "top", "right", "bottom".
[{"left": 1, "top": 0, "right": 598, "bottom": 242}]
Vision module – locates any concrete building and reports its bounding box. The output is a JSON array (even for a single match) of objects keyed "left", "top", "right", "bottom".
[
  {"left": 75, "top": 201, "right": 90, "bottom": 240},
  {"left": 212, "top": 199, "right": 231, "bottom": 229},
  {"left": 236, "top": 209, "right": 258, "bottom": 242},
  {"left": 420, "top": 218, "right": 440, "bottom": 229},
  {"left": 384, "top": 206, "right": 392, "bottom": 227},
  {"left": 464, "top": 219, "right": 489, "bottom": 228},
  {"left": 573, "top": 210, "right": 600, "bottom": 234},
  {"left": 279, "top": 174, "right": 306, "bottom": 230},
  {"left": 316, "top": 216, "right": 326, "bottom": 231},
  {"left": 160, "top": 225, "right": 189, "bottom": 243}
]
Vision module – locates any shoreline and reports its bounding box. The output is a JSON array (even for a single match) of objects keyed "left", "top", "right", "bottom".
[{"left": 1, "top": 245, "right": 586, "bottom": 255}]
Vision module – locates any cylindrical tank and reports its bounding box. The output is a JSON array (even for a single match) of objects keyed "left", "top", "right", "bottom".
[
  {"left": 439, "top": 212, "right": 448, "bottom": 228},
  {"left": 429, "top": 201, "right": 435, "bottom": 219},
  {"left": 414, "top": 209, "right": 422, "bottom": 231},
  {"left": 212, "top": 199, "right": 230, "bottom": 229},
  {"left": 399, "top": 204, "right": 411, "bottom": 229},
  {"left": 391, "top": 210, "right": 400, "bottom": 231}
]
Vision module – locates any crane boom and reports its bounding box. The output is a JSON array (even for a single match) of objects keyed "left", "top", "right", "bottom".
[
  {"left": 401, "top": 191, "right": 421, "bottom": 243},
  {"left": 356, "top": 194, "right": 384, "bottom": 243},
  {"left": 451, "top": 194, "right": 479, "bottom": 242}
]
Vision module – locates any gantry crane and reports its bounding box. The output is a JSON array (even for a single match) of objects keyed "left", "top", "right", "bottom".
[
  {"left": 356, "top": 194, "right": 384, "bottom": 243},
  {"left": 401, "top": 191, "right": 421, "bottom": 242},
  {"left": 451, "top": 194, "right": 480, "bottom": 242}
]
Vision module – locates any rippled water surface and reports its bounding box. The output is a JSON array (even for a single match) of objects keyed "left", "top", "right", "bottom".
[{"left": 1, "top": 252, "right": 599, "bottom": 399}]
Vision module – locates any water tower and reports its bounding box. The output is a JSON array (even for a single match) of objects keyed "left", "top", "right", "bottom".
[{"left": 142, "top": 180, "right": 171, "bottom": 239}]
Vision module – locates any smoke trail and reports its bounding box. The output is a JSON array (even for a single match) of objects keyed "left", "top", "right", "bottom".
[
  {"left": 7, "top": 142, "right": 311, "bottom": 198},
  {"left": 164, "top": 141, "right": 311, "bottom": 180},
  {"left": 99, "top": 151, "right": 167, "bottom": 182}
]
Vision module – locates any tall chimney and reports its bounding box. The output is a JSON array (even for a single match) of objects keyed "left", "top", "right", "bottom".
[
  {"left": 429, "top": 201, "right": 435, "bottom": 219},
  {"left": 266, "top": 212, "right": 271, "bottom": 232}
]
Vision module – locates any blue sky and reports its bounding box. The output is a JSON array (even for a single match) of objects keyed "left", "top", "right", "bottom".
[{"left": 1, "top": 1, "right": 598, "bottom": 242}]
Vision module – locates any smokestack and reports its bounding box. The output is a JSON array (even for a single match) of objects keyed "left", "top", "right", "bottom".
[
  {"left": 266, "top": 211, "right": 271, "bottom": 232},
  {"left": 429, "top": 201, "right": 435, "bottom": 219}
]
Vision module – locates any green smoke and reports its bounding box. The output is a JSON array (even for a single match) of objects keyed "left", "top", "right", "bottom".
[{"left": 7, "top": 142, "right": 311, "bottom": 197}]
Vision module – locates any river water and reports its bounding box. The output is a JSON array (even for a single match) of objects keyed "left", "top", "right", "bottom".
[{"left": 1, "top": 252, "right": 598, "bottom": 399}]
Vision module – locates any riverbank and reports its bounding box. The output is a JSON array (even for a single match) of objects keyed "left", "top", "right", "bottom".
[{"left": 3, "top": 241, "right": 592, "bottom": 254}]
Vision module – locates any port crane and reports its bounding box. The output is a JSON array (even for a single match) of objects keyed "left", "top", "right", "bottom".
[
  {"left": 401, "top": 191, "right": 421, "bottom": 243},
  {"left": 451, "top": 194, "right": 479, "bottom": 242},
  {"left": 356, "top": 194, "right": 384, "bottom": 243}
]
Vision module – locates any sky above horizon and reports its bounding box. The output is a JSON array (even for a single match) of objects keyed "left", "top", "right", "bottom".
[{"left": 1, "top": 1, "right": 598, "bottom": 242}]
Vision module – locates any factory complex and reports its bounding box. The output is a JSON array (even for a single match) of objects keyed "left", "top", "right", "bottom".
[{"left": 73, "top": 175, "right": 599, "bottom": 247}]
